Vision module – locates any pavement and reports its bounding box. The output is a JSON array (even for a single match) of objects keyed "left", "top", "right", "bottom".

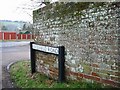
[{"left": 1, "top": 41, "right": 31, "bottom": 89}]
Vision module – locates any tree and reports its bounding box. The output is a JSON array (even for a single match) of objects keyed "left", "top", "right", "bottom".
[
  {"left": 1, "top": 25, "right": 7, "bottom": 30},
  {"left": 22, "top": 24, "right": 27, "bottom": 30}
]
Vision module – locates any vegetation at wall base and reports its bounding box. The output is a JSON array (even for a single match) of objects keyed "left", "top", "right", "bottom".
[{"left": 10, "top": 60, "right": 113, "bottom": 88}]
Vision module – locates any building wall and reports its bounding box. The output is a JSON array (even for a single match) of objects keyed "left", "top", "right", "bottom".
[{"left": 33, "top": 2, "right": 120, "bottom": 87}]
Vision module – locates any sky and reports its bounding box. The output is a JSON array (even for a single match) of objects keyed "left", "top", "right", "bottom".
[
  {"left": 0, "top": 0, "right": 58, "bottom": 23},
  {"left": 1, "top": 0, "right": 115, "bottom": 23},
  {"left": 0, "top": 0, "right": 36, "bottom": 23}
]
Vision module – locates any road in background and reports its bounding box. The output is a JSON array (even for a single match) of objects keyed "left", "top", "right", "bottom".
[{"left": 0, "top": 41, "right": 30, "bottom": 48}]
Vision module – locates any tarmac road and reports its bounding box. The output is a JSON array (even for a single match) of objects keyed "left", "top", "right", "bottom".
[
  {"left": 2, "top": 45, "right": 30, "bottom": 66},
  {"left": 0, "top": 41, "right": 30, "bottom": 48},
  {"left": 1, "top": 42, "right": 30, "bottom": 89}
]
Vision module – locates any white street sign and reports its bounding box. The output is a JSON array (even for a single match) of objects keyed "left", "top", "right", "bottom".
[{"left": 32, "top": 44, "right": 59, "bottom": 54}]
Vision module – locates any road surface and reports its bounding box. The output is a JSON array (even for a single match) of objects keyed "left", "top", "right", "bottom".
[
  {"left": 0, "top": 41, "right": 30, "bottom": 48},
  {"left": 2, "top": 45, "right": 30, "bottom": 66},
  {"left": 0, "top": 42, "right": 30, "bottom": 89}
]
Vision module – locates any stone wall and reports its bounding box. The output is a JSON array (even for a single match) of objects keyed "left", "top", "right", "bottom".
[
  {"left": 33, "top": 2, "right": 120, "bottom": 87},
  {"left": 36, "top": 51, "right": 58, "bottom": 80}
]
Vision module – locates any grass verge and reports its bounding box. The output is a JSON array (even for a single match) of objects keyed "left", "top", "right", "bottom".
[{"left": 10, "top": 60, "right": 109, "bottom": 88}]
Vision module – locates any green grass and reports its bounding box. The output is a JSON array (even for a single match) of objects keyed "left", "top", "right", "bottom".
[{"left": 10, "top": 60, "right": 105, "bottom": 88}]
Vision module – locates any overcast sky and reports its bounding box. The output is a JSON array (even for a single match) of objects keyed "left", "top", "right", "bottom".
[
  {"left": 0, "top": 0, "right": 36, "bottom": 22},
  {"left": 0, "top": 0, "right": 59, "bottom": 23},
  {"left": 0, "top": 0, "right": 116, "bottom": 23}
]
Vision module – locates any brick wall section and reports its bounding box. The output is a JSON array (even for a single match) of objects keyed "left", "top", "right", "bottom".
[
  {"left": 33, "top": 2, "right": 120, "bottom": 87},
  {"left": 36, "top": 51, "right": 58, "bottom": 80}
]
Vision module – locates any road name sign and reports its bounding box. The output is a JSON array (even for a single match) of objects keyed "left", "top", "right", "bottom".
[
  {"left": 30, "top": 42, "right": 65, "bottom": 83},
  {"left": 32, "top": 44, "right": 59, "bottom": 54}
]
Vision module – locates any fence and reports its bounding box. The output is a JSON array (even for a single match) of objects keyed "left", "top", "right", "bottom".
[
  {"left": 0, "top": 32, "right": 33, "bottom": 40},
  {"left": 17, "top": 34, "right": 33, "bottom": 40}
]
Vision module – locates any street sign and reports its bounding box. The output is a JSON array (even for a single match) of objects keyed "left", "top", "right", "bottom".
[
  {"left": 32, "top": 44, "right": 59, "bottom": 54},
  {"left": 30, "top": 42, "right": 65, "bottom": 83}
]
